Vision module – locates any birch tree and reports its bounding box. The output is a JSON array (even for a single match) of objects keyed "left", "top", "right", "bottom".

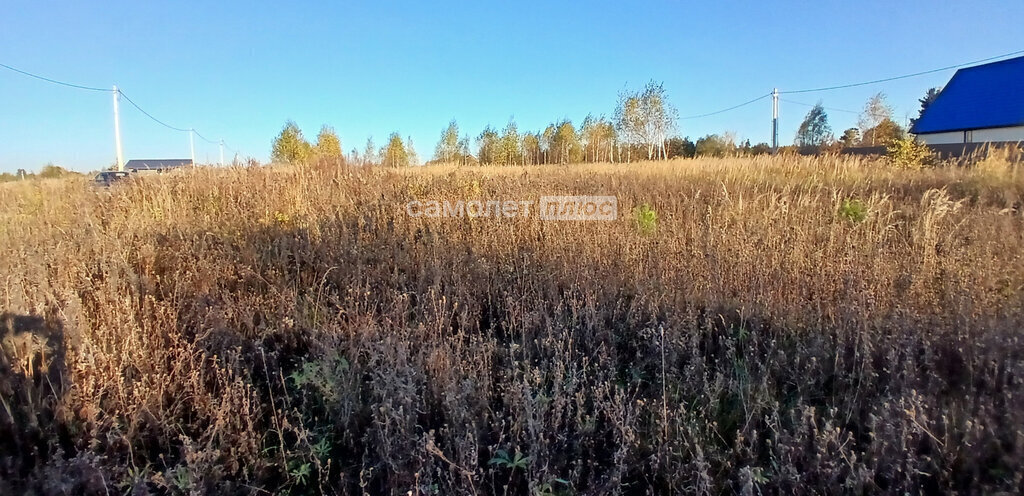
[
  {"left": 315, "top": 125, "right": 343, "bottom": 163},
  {"left": 541, "top": 124, "right": 556, "bottom": 164},
  {"left": 433, "top": 120, "right": 461, "bottom": 163},
  {"left": 362, "top": 137, "right": 377, "bottom": 166},
  {"left": 271, "top": 120, "right": 312, "bottom": 164},
  {"left": 477, "top": 126, "right": 500, "bottom": 165},
  {"left": 582, "top": 114, "right": 616, "bottom": 162},
  {"left": 858, "top": 92, "right": 893, "bottom": 146},
  {"left": 551, "top": 120, "right": 582, "bottom": 164},
  {"left": 380, "top": 133, "right": 409, "bottom": 167},
  {"left": 615, "top": 81, "right": 678, "bottom": 161},
  {"left": 522, "top": 132, "right": 541, "bottom": 165},
  {"left": 499, "top": 120, "right": 522, "bottom": 166}
]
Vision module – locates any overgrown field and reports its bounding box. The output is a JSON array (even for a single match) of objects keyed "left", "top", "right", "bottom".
[{"left": 2, "top": 155, "right": 1024, "bottom": 494}]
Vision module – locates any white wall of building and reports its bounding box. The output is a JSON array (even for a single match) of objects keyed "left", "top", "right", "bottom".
[
  {"left": 974, "top": 126, "right": 1024, "bottom": 143},
  {"left": 917, "top": 125, "right": 1024, "bottom": 145},
  {"left": 916, "top": 131, "right": 964, "bottom": 145}
]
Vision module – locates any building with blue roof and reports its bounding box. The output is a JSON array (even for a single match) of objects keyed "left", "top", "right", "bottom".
[{"left": 911, "top": 55, "right": 1024, "bottom": 145}]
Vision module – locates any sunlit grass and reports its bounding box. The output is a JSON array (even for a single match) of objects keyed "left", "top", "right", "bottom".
[{"left": 2, "top": 154, "right": 1024, "bottom": 494}]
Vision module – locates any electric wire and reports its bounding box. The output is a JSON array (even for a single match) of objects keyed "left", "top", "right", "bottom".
[
  {"left": 780, "top": 49, "right": 1024, "bottom": 94},
  {"left": 116, "top": 89, "right": 192, "bottom": 132},
  {"left": 6, "top": 48, "right": 1024, "bottom": 155},
  {"left": 0, "top": 62, "right": 112, "bottom": 92},
  {"left": 780, "top": 99, "right": 859, "bottom": 114},
  {"left": 192, "top": 129, "right": 218, "bottom": 145},
  {"left": 680, "top": 93, "right": 771, "bottom": 119}
]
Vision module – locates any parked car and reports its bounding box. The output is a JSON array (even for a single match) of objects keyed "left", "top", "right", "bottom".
[{"left": 93, "top": 170, "right": 131, "bottom": 187}]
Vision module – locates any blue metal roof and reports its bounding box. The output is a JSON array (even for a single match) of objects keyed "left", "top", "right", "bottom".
[
  {"left": 911, "top": 55, "right": 1024, "bottom": 134},
  {"left": 124, "top": 159, "right": 193, "bottom": 170}
]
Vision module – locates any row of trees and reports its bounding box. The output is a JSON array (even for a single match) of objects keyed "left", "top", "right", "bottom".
[
  {"left": 271, "top": 84, "right": 944, "bottom": 166},
  {"left": 271, "top": 122, "right": 343, "bottom": 164},
  {"left": 270, "top": 81, "right": 682, "bottom": 167},
  {"left": 794, "top": 88, "right": 941, "bottom": 152},
  {"left": 271, "top": 117, "right": 777, "bottom": 168},
  {"left": 428, "top": 81, "right": 679, "bottom": 166},
  {"left": 271, "top": 121, "right": 420, "bottom": 167},
  {"left": 0, "top": 164, "right": 77, "bottom": 183}
]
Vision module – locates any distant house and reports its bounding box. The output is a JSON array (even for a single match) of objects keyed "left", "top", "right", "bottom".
[
  {"left": 911, "top": 55, "right": 1024, "bottom": 145},
  {"left": 124, "top": 159, "right": 193, "bottom": 172}
]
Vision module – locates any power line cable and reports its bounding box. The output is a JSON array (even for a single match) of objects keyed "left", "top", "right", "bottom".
[
  {"left": 780, "top": 49, "right": 1024, "bottom": 94},
  {"left": 12, "top": 48, "right": 1019, "bottom": 158},
  {"left": 780, "top": 98, "right": 858, "bottom": 114},
  {"left": 119, "top": 89, "right": 239, "bottom": 162},
  {"left": 3, "top": 60, "right": 240, "bottom": 162},
  {"left": 193, "top": 129, "right": 219, "bottom": 145},
  {"left": 680, "top": 93, "right": 771, "bottom": 119},
  {"left": 116, "top": 89, "right": 192, "bottom": 132},
  {"left": 224, "top": 143, "right": 245, "bottom": 158},
  {"left": 0, "top": 62, "right": 112, "bottom": 92}
]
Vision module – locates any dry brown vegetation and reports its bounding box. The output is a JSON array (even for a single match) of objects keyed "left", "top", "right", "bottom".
[{"left": 2, "top": 154, "right": 1024, "bottom": 494}]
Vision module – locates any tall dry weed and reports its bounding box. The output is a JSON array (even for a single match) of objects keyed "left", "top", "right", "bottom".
[{"left": 1, "top": 156, "right": 1023, "bottom": 494}]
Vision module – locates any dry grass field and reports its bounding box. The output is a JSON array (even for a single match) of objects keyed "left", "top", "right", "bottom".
[{"left": 2, "top": 155, "right": 1024, "bottom": 494}]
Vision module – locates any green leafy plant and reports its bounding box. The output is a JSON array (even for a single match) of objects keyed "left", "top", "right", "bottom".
[
  {"left": 165, "top": 465, "right": 193, "bottom": 493},
  {"left": 887, "top": 136, "right": 935, "bottom": 169},
  {"left": 490, "top": 448, "right": 531, "bottom": 492},
  {"left": 634, "top": 203, "right": 658, "bottom": 234},
  {"left": 289, "top": 351, "right": 349, "bottom": 404},
  {"left": 288, "top": 459, "right": 311, "bottom": 486},
  {"left": 838, "top": 198, "right": 867, "bottom": 223},
  {"left": 311, "top": 435, "right": 331, "bottom": 462},
  {"left": 489, "top": 449, "right": 530, "bottom": 470}
]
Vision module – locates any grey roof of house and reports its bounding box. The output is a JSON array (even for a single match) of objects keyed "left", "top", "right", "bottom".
[{"left": 124, "top": 159, "right": 193, "bottom": 170}]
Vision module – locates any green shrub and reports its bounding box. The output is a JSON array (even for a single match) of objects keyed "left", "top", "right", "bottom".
[
  {"left": 838, "top": 198, "right": 867, "bottom": 223},
  {"left": 634, "top": 203, "right": 657, "bottom": 233},
  {"left": 887, "top": 136, "right": 935, "bottom": 169}
]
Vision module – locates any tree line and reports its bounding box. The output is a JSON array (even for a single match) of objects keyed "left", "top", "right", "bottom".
[
  {"left": 793, "top": 88, "right": 941, "bottom": 153},
  {"left": 0, "top": 164, "right": 79, "bottom": 183},
  {"left": 271, "top": 83, "right": 943, "bottom": 166}
]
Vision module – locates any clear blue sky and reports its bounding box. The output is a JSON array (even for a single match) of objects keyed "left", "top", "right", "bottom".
[{"left": 2, "top": 1, "right": 1022, "bottom": 172}]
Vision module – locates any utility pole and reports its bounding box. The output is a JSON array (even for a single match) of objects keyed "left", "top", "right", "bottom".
[
  {"left": 113, "top": 85, "right": 124, "bottom": 171},
  {"left": 189, "top": 128, "right": 196, "bottom": 167},
  {"left": 219, "top": 140, "right": 225, "bottom": 166},
  {"left": 771, "top": 88, "right": 779, "bottom": 154}
]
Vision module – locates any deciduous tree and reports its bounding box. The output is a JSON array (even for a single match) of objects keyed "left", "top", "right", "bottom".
[
  {"left": 794, "top": 103, "right": 833, "bottom": 151},
  {"left": 862, "top": 118, "right": 904, "bottom": 146},
  {"left": 315, "top": 125, "right": 343, "bottom": 163},
  {"left": 839, "top": 128, "right": 861, "bottom": 148},
  {"left": 615, "top": 80, "right": 678, "bottom": 161},
  {"left": 499, "top": 120, "right": 522, "bottom": 166},
  {"left": 541, "top": 125, "right": 556, "bottom": 164},
  {"left": 695, "top": 134, "right": 735, "bottom": 157},
  {"left": 522, "top": 132, "right": 541, "bottom": 165},
  {"left": 582, "top": 114, "right": 616, "bottom": 163},
  {"left": 38, "top": 163, "right": 73, "bottom": 178},
  {"left": 858, "top": 93, "right": 894, "bottom": 146},
  {"left": 380, "top": 133, "right": 409, "bottom": 167},
  {"left": 666, "top": 137, "right": 696, "bottom": 158},
  {"left": 457, "top": 136, "right": 471, "bottom": 166},
  {"left": 271, "top": 120, "right": 312, "bottom": 164},
  {"left": 551, "top": 120, "right": 582, "bottom": 164},
  {"left": 476, "top": 126, "right": 500, "bottom": 165},
  {"left": 406, "top": 136, "right": 419, "bottom": 166},
  {"left": 363, "top": 137, "right": 377, "bottom": 166},
  {"left": 433, "top": 120, "right": 461, "bottom": 164}
]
